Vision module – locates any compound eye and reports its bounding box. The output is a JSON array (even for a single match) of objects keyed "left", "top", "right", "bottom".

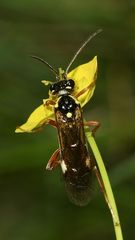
[
  {"left": 50, "top": 83, "right": 59, "bottom": 94},
  {"left": 66, "top": 79, "right": 75, "bottom": 90},
  {"left": 50, "top": 84, "right": 55, "bottom": 92}
]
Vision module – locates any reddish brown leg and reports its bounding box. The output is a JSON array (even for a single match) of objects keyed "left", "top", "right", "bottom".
[
  {"left": 32, "top": 119, "right": 56, "bottom": 133},
  {"left": 84, "top": 121, "right": 100, "bottom": 136},
  {"left": 44, "top": 100, "right": 56, "bottom": 107},
  {"left": 46, "top": 148, "right": 60, "bottom": 170},
  {"left": 75, "top": 80, "right": 96, "bottom": 98},
  {"left": 47, "top": 119, "right": 57, "bottom": 128},
  {"left": 93, "top": 165, "right": 119, "bottom": 226}
]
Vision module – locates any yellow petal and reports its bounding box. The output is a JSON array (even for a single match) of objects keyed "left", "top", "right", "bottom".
[
  {"left": 15, "top": 99, "right": 55, "bottom": 133},
  {"left": 67, "top": 56, "right": 97, "bottom": 107}
]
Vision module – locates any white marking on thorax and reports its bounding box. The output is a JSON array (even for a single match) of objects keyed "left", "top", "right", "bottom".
[
  {"left": 66, "top": 112, "right": 72, "bottom": 118},
  {"left": 61, "top": 160, "right": 67, "bottom": 173},
  {"left": 58, "top": 90, "right": 68, "bottom": 96}
]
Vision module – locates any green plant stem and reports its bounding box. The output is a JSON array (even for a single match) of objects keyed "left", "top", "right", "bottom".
[{"left": 85, "top": 127, "right": 123, "bottom": 240}]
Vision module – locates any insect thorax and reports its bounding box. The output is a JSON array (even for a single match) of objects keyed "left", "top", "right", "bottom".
[{"left": 57, "top": 95, "right": 78, "bottom": 116}]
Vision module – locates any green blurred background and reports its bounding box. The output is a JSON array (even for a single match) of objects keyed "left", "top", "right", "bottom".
[{"left": 0, "top": 1, "right": 135, "bottom": 239}]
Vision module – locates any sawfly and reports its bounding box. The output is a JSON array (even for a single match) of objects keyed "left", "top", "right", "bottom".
[
  {"left": 15, "top": 29, "right": 123, "bottom": 240},
  {"left": 30, "top": 29, "right": 102, "bottom": 206}
]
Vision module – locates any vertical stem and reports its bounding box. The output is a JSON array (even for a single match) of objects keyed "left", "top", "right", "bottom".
[{"left": 85, "top": 128, "right": 123, "bottom": 240}]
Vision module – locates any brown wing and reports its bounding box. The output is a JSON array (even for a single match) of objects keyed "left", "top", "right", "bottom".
[
  {"left": 55, "top": 104, "right": 90, "bottom": 169},
  {"left": 55, "top": 103, "right": 93, "bottom": 206}
]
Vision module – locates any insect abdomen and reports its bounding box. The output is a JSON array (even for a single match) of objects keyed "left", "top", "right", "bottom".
[
  {"left": 64, "top": 168, "right": 92, "bottom": 206},
  {"left": 55, "top": 96, "right": 93, "bottom": 206}
]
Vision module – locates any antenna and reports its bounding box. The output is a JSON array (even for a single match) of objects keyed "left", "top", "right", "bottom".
[
  {"left": 30, "top": 55, "right": 59, "bottom": 79},
  {"left": 65, "top": 29, "right": 102, "bottom": 74}
]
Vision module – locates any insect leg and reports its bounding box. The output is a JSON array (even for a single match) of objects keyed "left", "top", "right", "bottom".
[
  {"left": 46, "top": 148, "right": 60, "bottom": 170},
  {"left": 44, "top": 100, "right": 56, "bottom": 106},
  {"left": 84, "top": 121, "right": 100, "bottom": 135},
  {"left": 75, "top": 80, "right": 96, "bottom": 98},
  {"left": 93, "top": 165, "right": 118, "bottom": 225},
  {"left": 42, "top": 80, "right": 53, "bottom": 85},
  {"left": 47, "top": 119, "right": 57, "bottom": 128}
]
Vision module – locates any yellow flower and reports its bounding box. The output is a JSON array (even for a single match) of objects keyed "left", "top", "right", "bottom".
[{"left": 15, "top": 56, "right": 97, "bottom": 133}]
